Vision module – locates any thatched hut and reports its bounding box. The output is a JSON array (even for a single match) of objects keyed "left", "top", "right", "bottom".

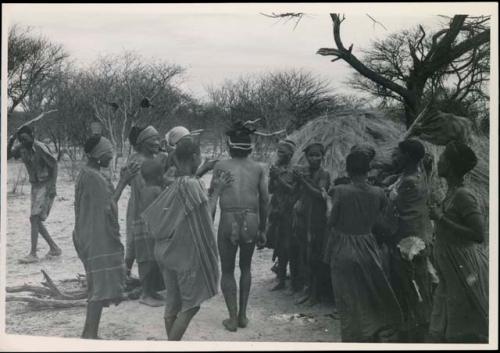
[{"left": 287, "top": 110, "right": 489, "bottom": 242}]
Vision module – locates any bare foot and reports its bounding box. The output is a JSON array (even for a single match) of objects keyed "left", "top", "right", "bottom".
[
  {"left": 238, "top": 316, "right": 249, "bottom": 328},
  {"left": 270, "top": 282, "right": 285, "bottom": 291},
  {"left": 18, "top": 254, "right": 39, "bottom": 264},
  {"left": 139, "top": 295, "right": 164, "bottom": 307},
  {"left": 45, "top": 248, "right": 62, "bottom": 258},
  {"left": 295, "top": 293, "right": 309, "bottom": 305},
  {"left": 223, "top": 318, "right": 238, "bottom": 332},
  {"left": 151, "top": 291, "right": 165, "bottom": 301},
  {"left": 305, "top": 297, "right": 319, "bottom": 307}
]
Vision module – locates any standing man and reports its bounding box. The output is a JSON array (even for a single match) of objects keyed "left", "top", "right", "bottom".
[
  {"left": 7, "top": 126, "right": 61, "bottom": 264},
  {"left": 210, "top": 121, "right": 269, "bottom": 332}
]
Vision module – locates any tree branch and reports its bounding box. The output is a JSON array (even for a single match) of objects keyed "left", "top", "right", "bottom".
[{"left": 317, "top": 14, "right": 410, "bottom": 101}]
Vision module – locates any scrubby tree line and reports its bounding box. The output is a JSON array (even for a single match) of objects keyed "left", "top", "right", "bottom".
[{"left": 8, "top": 13, "right": 490, "bottom": 163}]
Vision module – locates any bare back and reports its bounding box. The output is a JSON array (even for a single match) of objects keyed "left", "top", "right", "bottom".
[{"left": 213, "top": 158, "right": 265, "bottom": 211}]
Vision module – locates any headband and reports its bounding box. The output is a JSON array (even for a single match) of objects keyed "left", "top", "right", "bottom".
[
  {"left": 89, "top": 137, "right": 113, "bottom": 160},
  {"left": 136, "top": 125, "right": 159, "bottom": 146}
]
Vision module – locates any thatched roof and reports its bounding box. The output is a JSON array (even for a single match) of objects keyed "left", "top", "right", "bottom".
[{"left": 288, "top": 110, "right": 489, "bottom": 238}]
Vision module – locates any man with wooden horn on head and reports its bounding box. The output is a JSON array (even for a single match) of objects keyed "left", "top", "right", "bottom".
[
  {"left": 210, "top": 121, "right": 269, "bottom": 332},
  {"left": 7, "top": 125, "right": 62, "bottom": 264},
  {"left": 126, "top": 125, "right": 168, "bottom": 307}
]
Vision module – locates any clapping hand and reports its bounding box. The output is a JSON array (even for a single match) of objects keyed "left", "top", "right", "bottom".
[
  {"left": 428, "top": 203, "right": 443, "bottom": 221},
  {"left": 201, "top": 158, "right": 219, "bottom": 172},
  {"left": 120, "top": 161, "right": 140, "bottom": 182}
]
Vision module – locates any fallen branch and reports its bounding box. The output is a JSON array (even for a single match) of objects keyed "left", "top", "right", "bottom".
[
  {"left": 6, "top": 295, "right": 87, "bottom": 309},
  {"left": 41, "top": 269, "right": 84, "bottom": 300},
  {"left": 6, "top": 285, "right": 52, "bottom": 296}
]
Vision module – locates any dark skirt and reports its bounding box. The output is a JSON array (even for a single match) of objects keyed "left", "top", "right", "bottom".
[
  {"left": 429, "top": 242, "right": 488, "bottom": 342},
  {"left": 329, "top": 230, "right": 402, "bottom": 342}
]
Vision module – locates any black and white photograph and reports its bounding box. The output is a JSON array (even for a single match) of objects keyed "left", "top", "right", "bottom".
[{"left": 1, "top": 2, "right": 498, "bottom": 350}]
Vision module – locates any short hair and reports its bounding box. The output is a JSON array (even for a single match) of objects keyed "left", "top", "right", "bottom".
[
  {"left": 141, "top": 158, "right": 164, "bottom": 183},
  {"left": 304, "top": 143, "right": 325, "bottom": 156},
  {"left": 346, "top": 151, "right": 370, "bottom": 176},
  {"left": 399, "top": 138, "right": 426, "bottom": 163},
  {"left": 226, "top": 120, "right": 254, "bottom": 157},
  {"left": 334, "top": 176, "right": 351, "bottom": 186},
  {"left": 17, "top": 125, "right": 34, "bottom": 138},
  {"left": 444, "top": 140, "right": 478, "bottom": 177},
  {"left": 175, "top": 136, "right": 200, "bottom": 163},
  {"left": 128, "top": 126, "right": 146, "bottom": 146},
  {"left": 350, "top": 144, "right": 376, "bottom": 162},
  {"left": 84, "top": 136, "right": 102, "bottom": 154}
]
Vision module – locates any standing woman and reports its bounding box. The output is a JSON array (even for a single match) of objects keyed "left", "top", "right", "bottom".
[
  {"left": 386, "top": 138, "right": 434, "bottom": 342},
  {"left": 267, "top": 139, "right": 297, "bottom": 291},
  {"left": 326, "top": 151, "right": 402, "bottom": 342},
  {"left": 292, "top": 143, "right": 331, "bottom": 305},
  {"left": 126, "top": 125, "right": 167, "bottom": 307},
  {"left": 428, "top": 141, "right": 488, "bottom": 343},
  {"left": 73, "top": 136, "right": 138, "bottom": 339}
]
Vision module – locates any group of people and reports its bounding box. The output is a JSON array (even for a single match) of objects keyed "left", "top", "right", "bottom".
[
  {"left": 265, "top": 137, "right": 489, "bottom": 343},
  {"left": 7, "top": 120, "right": 489, "bottom": 343}
]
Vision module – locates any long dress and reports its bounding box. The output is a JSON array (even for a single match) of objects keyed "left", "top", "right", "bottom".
[
  {"left": 429, "top": 186, "right": 488, "bottom": 342},
  {"left": 267, "top": 163, "right": 297, "bottom": 283},
  {"left": 326, "top": 183, "right": 402, "bottom": 342},
  {"left": 387, "top": 170, "right": 434, "bottom": 341},
  {"left": 73, "top": 166, "right": 126, "bottom": 305},
  {"left": 292, "top": 165, "right": 331, "bottom": 296}
]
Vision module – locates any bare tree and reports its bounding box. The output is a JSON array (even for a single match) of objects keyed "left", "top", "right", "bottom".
[
  {"left": 316, "top": 14, "right": 490, "bottom": 127},
  {"left": 8, "top": 25, "right": 68, "bottom": 114}
]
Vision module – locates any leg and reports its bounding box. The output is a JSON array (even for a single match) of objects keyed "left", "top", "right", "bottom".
[
  {"left": 218, "top": 236, "right": 239, "bottom": 332},
  {"left": 38, "top": 219, "right": 61, "bottom": 255},
  {"left": 288, "top": 236, "right": 301, "bottom": 294},
  {"left": 238, "top": 242, "right": 256, "bottom": 328},
  {"left": 162, "top": 269, "right": 182, "bottom": 338},
  {"left": 272, "top": 238, "right": 287, "bottom": 291},
  {"left": 29, "top": 215, "right": 40, "bottom": 257},
  {"left": 168, "top": 306, "right": 200, "bottom": 341},
  {"left": 139, "top": 262, "right": 163, "bottom": 307},
  {"left": 82, "top": 301, "right": 104, "bottom": 339}
]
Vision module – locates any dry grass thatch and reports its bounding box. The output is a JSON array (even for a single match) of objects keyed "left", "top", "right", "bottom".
[{"left": 288, "top": 110, "right": 489, "bottom": 237}]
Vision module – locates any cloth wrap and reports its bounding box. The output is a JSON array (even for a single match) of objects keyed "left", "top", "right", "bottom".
[
  {"left": 142, "top": 176, "right": 219, "bottom": 315},
  {"left": 73, "top": 166, "right": 126, "bottom": 304}
]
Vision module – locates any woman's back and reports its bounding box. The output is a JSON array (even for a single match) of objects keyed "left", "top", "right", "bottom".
[{"left": 331, "top": 183, "right": 386, "bottom": 235}]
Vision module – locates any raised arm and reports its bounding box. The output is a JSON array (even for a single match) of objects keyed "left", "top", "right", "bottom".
[
  {"left": 113, "top": 162, "right": 140, "bottom": 203},
  {"left": 208, "top": 167, "right": 233, "bottom": 220}
]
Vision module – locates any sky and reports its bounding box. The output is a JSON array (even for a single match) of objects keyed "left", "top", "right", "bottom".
[{"left": 3, "top": 3, "right": 489, "bottom": 101}]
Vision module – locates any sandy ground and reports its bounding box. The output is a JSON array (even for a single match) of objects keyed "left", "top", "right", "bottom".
[{"left": 5, "top": 161, "right": 340, "bottom": 342}]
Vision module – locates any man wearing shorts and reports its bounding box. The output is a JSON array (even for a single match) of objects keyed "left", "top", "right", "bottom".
[{"left": 7, "top": 126, "right": 61, "bottom": 263}]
